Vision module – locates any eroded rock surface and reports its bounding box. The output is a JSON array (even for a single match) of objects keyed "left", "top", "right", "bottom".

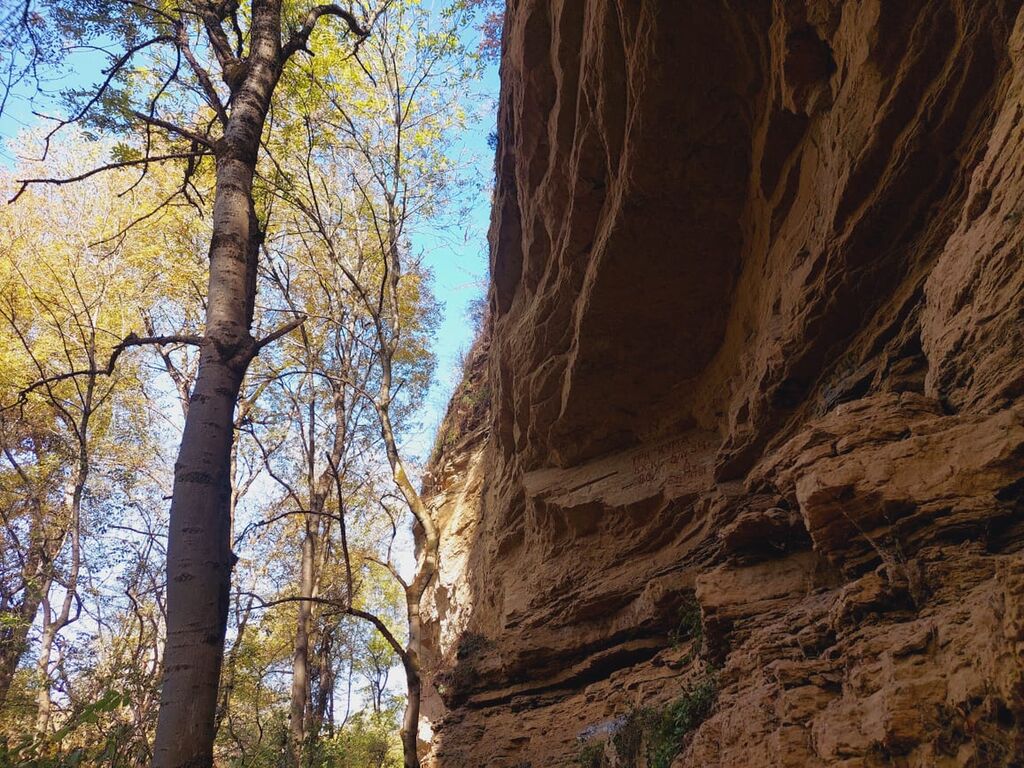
[{"left": 421, "top": 1, "right": 1024, "bottom": 765}]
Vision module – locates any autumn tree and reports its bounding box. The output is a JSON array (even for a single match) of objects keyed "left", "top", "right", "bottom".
[
  {"left": 265, "top": 3, "right": 479, "bottom": 763},
  {"left": 2, "top": 2, "right": 397, "bottom": 763},
  {"left": 0, "top": 139, "right": 202, "bottom": 760},
  {"left": 463, "top": 0, "right": 503, "bottom": 59},
  {"left": 2, "top": 1, "right": 491, "bottom": 764}
]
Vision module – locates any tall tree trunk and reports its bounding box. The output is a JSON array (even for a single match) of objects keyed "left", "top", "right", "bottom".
[
  {"left": 151, "top": 5, "right": 285, "bottom": 762},
  {"left": 401, "top": 596, "right": 425, "bottom": 768},
  {"left": 152, "top": 350, "right": 244, "bottom": 767},
  {"left": 288, "top": 521, "right": 316, "bottom": 766}
]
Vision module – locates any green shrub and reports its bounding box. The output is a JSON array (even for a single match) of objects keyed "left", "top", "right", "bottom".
[
  {"left": 575, "top": 741, "right": 604, "bottom": 767},
  {"left": 574, "top": 672, "right": 717, "bottom": 768},
  {"left": 668, "top": 595, "right": 703, "bottom": 649},
  {"left": 645, "top": 676, "right": 718, "bottom": 768}
]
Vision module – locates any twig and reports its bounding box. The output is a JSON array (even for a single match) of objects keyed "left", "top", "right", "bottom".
[{"left": 3, "top": 332, "right": 204, "bottom": 411}]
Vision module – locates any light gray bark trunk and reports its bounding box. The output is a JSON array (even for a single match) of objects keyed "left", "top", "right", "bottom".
[
  {"left": 401, "top": 599, "right": 424, "bottom": 768},
  {"left": 152, "top": 352, "right": 243, "bottom": 768},
  {"left": 151, "top": 5, "right": 284, "bottom": 763},
  {"left": 375, "top": 278, "right": 435, "bottom": 768},
  {"left": 34, "top": 478, "right": 83, "bottom": 734},
  {"left": 287, "top": 522, "right": 316, "bottom": 766}
]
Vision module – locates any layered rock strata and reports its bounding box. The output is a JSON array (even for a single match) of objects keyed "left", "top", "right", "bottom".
[{"left": 421, "top": 1, "right": 1024, "bottom": 766}]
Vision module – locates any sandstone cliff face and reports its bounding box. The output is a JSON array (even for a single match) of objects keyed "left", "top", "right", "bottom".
[{"left": 422, "top": 2, "right": 1024, "bottom": 766}]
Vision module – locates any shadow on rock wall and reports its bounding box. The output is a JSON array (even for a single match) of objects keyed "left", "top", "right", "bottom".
[{"left": 420, "top": 1, "right": 1024, "bottom": 766}]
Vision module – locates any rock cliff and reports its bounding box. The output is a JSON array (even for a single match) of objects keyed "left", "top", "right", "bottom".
[{"left": 421, "top": 1, "right": 1024, "bottom": 766}]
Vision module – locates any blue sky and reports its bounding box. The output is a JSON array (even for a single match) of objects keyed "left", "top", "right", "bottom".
[
  {"left": 406, "top": 62, "right": 498, "bottom": 460},
  {"left": 0, "top": 4, "right": 500, "bottom": 463}
]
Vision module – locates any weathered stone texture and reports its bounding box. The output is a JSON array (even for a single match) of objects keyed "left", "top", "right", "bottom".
[{"left": 421, "top": 1, "right": 1024, "bottom": 766}]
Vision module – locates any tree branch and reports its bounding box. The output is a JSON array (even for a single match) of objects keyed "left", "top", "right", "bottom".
[
  {"left": 241, "top": 592, "right": 410, "bottom": 666},
  {"left": 365, "top": 556, "right": 407, "bottom": 590},
  {"left": 33, "top": 35, "right": 175, "bottom": 158},
  {"left": 250, "top": 314, "right": 307, "bottom": 355},
  {"left": 175, "top": 20, "right": 230, "bottom": 127},
  {"left": 282, "top": 4, "right": 369, "bottom": 61},
  {"left": 3, "top": 333, "right": 204, "bottom": 410},
  {"left": 130, "top": 110, "right": 215, "bottom": 149},
  {"left": 8, "top": 152, "right": 209, "bottom": 203}
]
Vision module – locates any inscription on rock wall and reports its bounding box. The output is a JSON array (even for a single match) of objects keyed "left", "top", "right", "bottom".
[
  {"left": 521, "top": 431, "right": 719, "bottom": 508},
  {"left": 631, "top": 433, "right": 717, "bottom": 492}
]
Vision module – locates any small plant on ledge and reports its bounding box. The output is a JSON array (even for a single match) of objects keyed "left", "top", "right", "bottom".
[
  {"left": 573, "top": 670, "right": 718, "bottom": 768},
  {"left": 668, "top": 594, "right": 704, "bottom": 651}
]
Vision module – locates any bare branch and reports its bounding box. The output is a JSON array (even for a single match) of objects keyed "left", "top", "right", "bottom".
[
  {"left": 3, "top": 333, "right": 204, "bottom": 411},
  {"left": 8, "top": 152, "right": 209, "bottom": 203},
  {"left": 365, "top": 555, "right": 407, "bottom": 590},
  {"left": 32, "top": 34, "right": 175, "bottom": 158},
  {"left": 250, "top": 314, "right": 307, "bottom": 355},
  {"left": 175, "top": 21, "right": 230, "bottom": 127},
  {"left": 241, "top": 592, "right": 410, "bottom": 666},
  {"left": 130, "top": 109, "right": 215, "bottom": 150},
  {"left": 233, "top": 508, "right": 341, "bottom": 547},
  {"left": 282, "top": 4, "right": 369, "bottom": 61}
]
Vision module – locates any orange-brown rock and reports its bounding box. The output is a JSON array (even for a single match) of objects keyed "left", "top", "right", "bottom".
[{"left": 421, "top": 1, "right": 1024, "bottom": 766}]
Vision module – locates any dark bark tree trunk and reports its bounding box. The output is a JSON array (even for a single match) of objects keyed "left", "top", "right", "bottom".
[
  {"left": 0, "top": 459, "right": 80, "bottom": 707},
  {"left": 309, "top": 627, "right": 334, "bottom": 743},
  {"left": 0, "top": 591, "right": 41, "bottom": 704},
  {"left": 0, "top": 533, "right": 47, "bottom": 705}
]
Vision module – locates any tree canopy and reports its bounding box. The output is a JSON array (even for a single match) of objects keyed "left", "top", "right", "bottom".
[{"left": 0, "top": 0, "right": 498, "bottom": 766}]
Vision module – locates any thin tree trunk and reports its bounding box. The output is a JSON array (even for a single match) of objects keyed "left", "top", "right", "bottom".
[
  {"left": 214, "top": 593, "right": 254, "bottom": 736},
  {"left": 285, "top": 370, "right": 346, "bottom": 766},
  {"left": 34, "top": 489, "right": 82, "bottom": 734},
  {"left": 309, "top": 628, "right": 333, "bottom": 744},
  {"left": 33, "top": 600, "right": 60, "bottom": 734},
  {"left": 378, "top": 397, "right": 436, "bottom": 768},
  {"left": 341, "top": 648, "right": 353, "bottom": 729},
  {"left": 35, "top": 378, "right": 89, "bottom": 734},
  {"left": 287, "top": 522, "right": 316, "bottom": 766},
  {"left": 401, "top": 596, "right": 425, "bottom": 768}
]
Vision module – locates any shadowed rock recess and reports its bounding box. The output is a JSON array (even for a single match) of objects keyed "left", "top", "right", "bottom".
[{"left": 420, "top": 1, "right": 1024, "bottom": 765}]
